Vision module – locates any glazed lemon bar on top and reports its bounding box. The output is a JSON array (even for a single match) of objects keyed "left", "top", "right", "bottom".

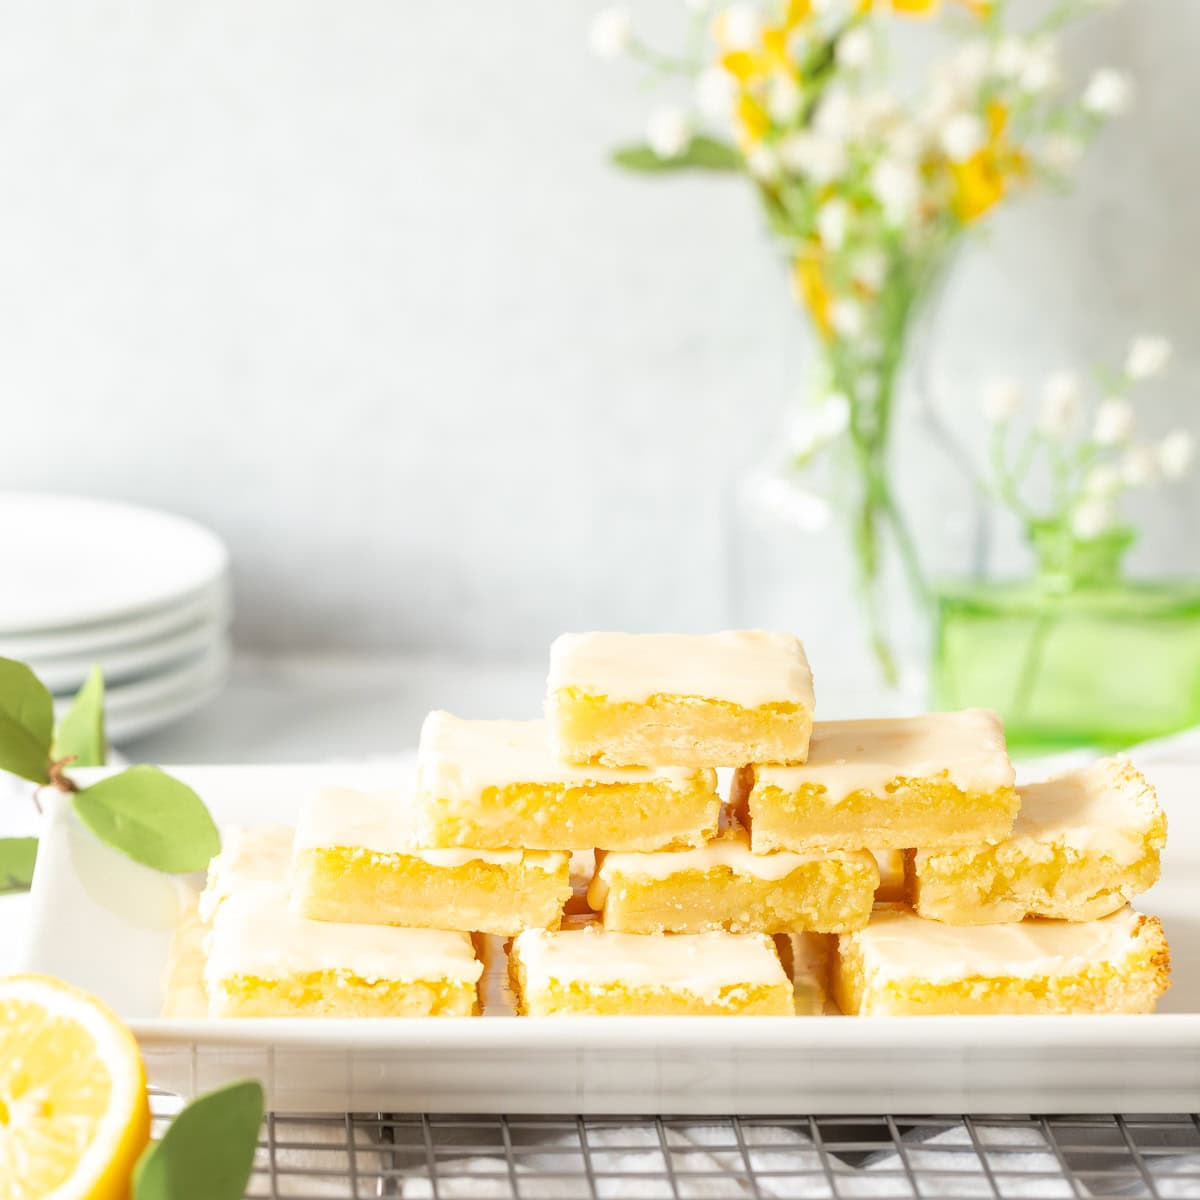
[
  {"left": 907, "top": 756, "right": 1167, "bottom": 925},
  {"left": 414, "top": 712, "right": 720, "bottom": 851},
  {"left": 510, "top": 925, "right": 794, "bottom": 1016},
  {"left": 834, "top": 904, "right": 1170, "bottom": 1016},
  {"left": 545, "top": 630, "right": 814, "bottom": 767},
  {"left": 292, "top": 785, "right": 571, "bottom": 936},
  {"left": 588, "top": 822, "right": 879, "bottom": 935},
  {"left": 732, "top": 710, "right": 1019, "bottom": 854}
]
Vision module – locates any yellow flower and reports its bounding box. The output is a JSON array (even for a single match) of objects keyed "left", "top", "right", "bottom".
[
  {"left": 950, "top": 102, "right": 1024, "bottom": 222},
  {"left": 736, "top": 90, "right": 771, "bottom": 145},
  {"left": 792, "top": 249, "right": 834, "bottom": 339}
]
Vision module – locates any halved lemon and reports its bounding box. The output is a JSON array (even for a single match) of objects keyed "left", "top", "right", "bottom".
[{"left": 0, "top": 974, "right": 150, "bottom": 1200}]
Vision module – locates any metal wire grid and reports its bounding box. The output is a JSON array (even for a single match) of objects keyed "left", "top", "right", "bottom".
[{"left": 147, "top": 1097, "right": 1200, "bottom": 1199}]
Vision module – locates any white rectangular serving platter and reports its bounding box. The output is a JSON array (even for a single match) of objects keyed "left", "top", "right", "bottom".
[{"left": 20, "top": 763, "right": 1200, "bottom": 1115}]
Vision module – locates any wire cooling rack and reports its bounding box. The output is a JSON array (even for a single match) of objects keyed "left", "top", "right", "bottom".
[{"left": 148, "top": 1096, "right": 1200, "bottom": 1199}]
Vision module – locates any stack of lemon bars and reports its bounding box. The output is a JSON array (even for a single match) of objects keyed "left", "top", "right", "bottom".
[{"left": 185, "top": 631, "right": 1171, "bottom": 1019}]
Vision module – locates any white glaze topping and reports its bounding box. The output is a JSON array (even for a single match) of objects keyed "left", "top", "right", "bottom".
[
  {"left": 1004, "top": 756, "right": 1162, "bottom": 864},
  {"left": 752, "top": 710, "right": 1014, "bottom": 801},
  {"left": 205, "top": 880, "right": 481, "bottom": 986},
  {"left": 199, "top": 825, "right": 294, "bottom": 923},
  {"left": 546, "top": 631, "right": 814, "bottom": 709},
  {"left": 594, "top": 826, "right": 865, "bottom": 884},
  {"left": 513, "top": 927, "right": 787, "bottom": 998},
  {"left": 853, "top": 905, "right": 1144, "bottom": 985},
  {"left": 417, "top": 712, "right": 710, "bottom": 798},
  {"left": 294, "top": 784, "right": 557, "bottom": 869}
]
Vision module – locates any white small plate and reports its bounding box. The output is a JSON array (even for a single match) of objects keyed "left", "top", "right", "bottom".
[
  {"left": 0, "top": 580, "right": 230, "bottom": 661},
  {"left": 0, "top": 492, "right": 229, "bottom": 633},
  {"left": 19, "top": 763, "right": 1200, "bottom": 1114},
  {"left": 49, "top": 640, "right": 231, "bottom": 745},
  {"left": 34, "top": 618, "right": 229, "bottom": 694}
]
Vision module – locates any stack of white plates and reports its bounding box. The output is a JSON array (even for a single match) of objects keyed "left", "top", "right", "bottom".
[{"left": 0, "top": 493, "right": 232, "bottom": 745}]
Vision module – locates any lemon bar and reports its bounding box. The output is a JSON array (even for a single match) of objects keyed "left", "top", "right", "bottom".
[
  {"left": 204, "top": 880, "right": 482, "bottom": 1018},
  {"left": 732, "top": 710, "right": 1018, "bottom": 853},
  {"left": 291, "top": 785, "right": 571, "bottom": 935},
  {"left": 907, "top": 757, "right": 1167, "bottom": 925},
  {"left": 587, "top": 826, "right": 878, "bottom": 934},
  {"left": 510, "top": 926, "right": 793, "bottom": 1015},
  {"left": 545, "top": 630, "right": 815, "bottom": 767},
  {"left": 834, "top": 904, "right": 1170, "bottom": 1016},
  {"left": 415, "top": 712, "right": 719, "bottom": 851},
  {"left": 198, "top": 824, "right": 294, "bottom": 923}
]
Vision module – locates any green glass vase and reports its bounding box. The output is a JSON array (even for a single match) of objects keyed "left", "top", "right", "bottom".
[{"left": 931, "top": 528, "right": 1200, "bottom": 753}]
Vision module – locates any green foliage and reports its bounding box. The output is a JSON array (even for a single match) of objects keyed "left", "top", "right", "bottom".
[
  {"left": 133, "top": 1080, "right": 264, "bottom": 1200},
  {"left": 612, "top": 135, "right": 740, "bottom": 173},
  {"left": 53, "top": 664, "right": 107, "bottom": 767},
  {"left": 0, "top": 658, "right": 53, "bottom": 784},
  {"left": 73, "top": 765, "right": 221, "bottom": 874},
  {"left": 0, "top": 837, "right": 37, "bottom": 894}
]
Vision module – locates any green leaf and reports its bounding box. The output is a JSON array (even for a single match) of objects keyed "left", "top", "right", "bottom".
[
  {"left": 132, "top": 1079, "right": 264, "bottom": 1200},
  {"left": 0, "top": 837, "right": 37, "bottom": 894},
  {"left": 73, "top": 765, "right": 221, "bottom": 874},
  {"left": 0, "top": 658, "right": 53, "bottom": 784},
  {"left": 53, "top": 664, "right": 107, "bottom": 767},
  {"left": 611, "top": 135, "right": 741, "bottom": 173}
]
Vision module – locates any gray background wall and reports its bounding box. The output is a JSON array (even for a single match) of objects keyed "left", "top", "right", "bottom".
[{"left": 1, "top": 0, "right": 1196, "bottom": 668}]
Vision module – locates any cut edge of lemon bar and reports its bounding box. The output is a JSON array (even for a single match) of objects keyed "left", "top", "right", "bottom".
[
  {"left": 509, "top": 926, "right": 794, "bottom": 1016},
  {"left": 415, "top": 712, "right": 720, "bottom": 851},
  {"left": 204, "top": 881, "right": 482, "bottom": 1018},
  {"left": 833, "top": 904, "right": 1170, "bottom": 1016},
  {"left": 291, "top": 785, "right": 571, "bottom": 936},
  {"left": 588, "top": 825, "right": 878, "bottom": 935},
  {"left": 545, "top": 630, "right": 815, "bottom": 767},
  {"left": 907, "top": 756, "right": 1167, "bottom": 925},
  {"left": 732, "top": 710, "right": 1018, "bottom": 853}
]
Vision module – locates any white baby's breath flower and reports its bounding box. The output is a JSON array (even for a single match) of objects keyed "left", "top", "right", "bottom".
[
  {"left": 778, "top": 131, "right": 847, "bottom": 185},
  {"left": 788, "top": 395, "right": 851, "bottom": 456},
  {"left": 646, "top": 107, "right": 691, "bottom": 159},
  {"left": 1125, "top": 335, "right": 1172, "bottom": 380},
  {"left": 851, "top": 249, "right": 888, "bottom": 291},
  {"left": 1083, "top": 68, "right": 1133, "bottom": 116},
  {"left": 1038, "top": 371, "right": 1082, "bottom": 436},
  {"left": 746, "top": 143, "right": 780, "bottom": 182},
  {"left": 589, "top": 6, "right": 632, "bottom": 59},
  {"left": 870, "top": 158, "right": 920, "bottom": 226},
  {"left": 830, "top": 298, "right": 866, "bottom": 339},
  {"left": 748, "top": 474, "right": 834, "bottom": 531},
  {"left": 710, "top": 3, "right": 761, "bottom": 51},
  {"left": 836, "top": 27, "right": 873, "bottom": 71},
  {"left": 991, "top": 37, "right": 1029, "bottom": 82},
  {"left": 1071, "top": 498, "right": 1116, "bottom": 540},
  {"left": 981, "top": 378, "right": 1022, "bottom": 424},
  {"left": 1019, "top": 41, "right": 1060, "bottom": 95},
  {"left": 767, "top": 72, "right": 803, "bottom": 124},
  {"left": 939, "top": 112, "right": 985, "bottom": 163},
  {"left": 1121, "top": 444, "right": 1161, "bottom": 487},
  {"left": 1083, "top": 463, "right": 1122, "bottom": 498},
  {"left": 1092, "top": 398, "right": 1135, "bottom": 446},
  {"left": 813, "top": 90, "right": 854, "bottom": 139},
  {"left": 694, "top": 65, "right": 736, "bottom": 120},
  {"left": 949, "top": 41, "right": 991, "bottom": 91},
  {"left": 888, "top": 120, "right": 926, "bottom": 164},
  {"left": 1159, "top": 430, "right": 1196, "bottom": 480},
  {"left": 816, "top": 198, "right": 850, "bottom": 251},
  {"left": 1040, "top": 134, "right": 1084, "bottom": 174}
]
